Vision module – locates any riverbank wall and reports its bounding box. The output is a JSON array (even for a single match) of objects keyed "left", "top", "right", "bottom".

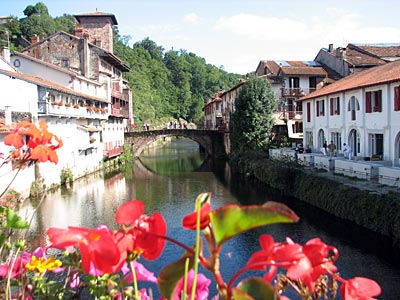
[{"left": 232, "top": 157, "right": 400, "bottom": 246}]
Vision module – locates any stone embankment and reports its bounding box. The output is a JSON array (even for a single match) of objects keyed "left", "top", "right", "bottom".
[{"left": 233, "top": 157, "right": 400, "bottom": 248}]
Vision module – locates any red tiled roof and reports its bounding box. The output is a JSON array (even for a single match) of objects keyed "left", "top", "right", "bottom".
[
  {"left": 0, "top": 68, "right": 109, "bottom": 103},
  {"left": 349, "top": 43, "right": 400, "bottom": 60},
  {"left": 299, "top": 59, "right": 400, "bottom": 101},
  {"left": 342, "top": 47, "right": 386, "bottom": 66},
  {"left": 280, "top": 66, "right": 327, "bottom": 76}
]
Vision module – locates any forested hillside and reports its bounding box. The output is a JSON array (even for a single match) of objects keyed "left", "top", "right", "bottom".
[{"left": 1, "top": 2, "right": 244, "bottom": 127}]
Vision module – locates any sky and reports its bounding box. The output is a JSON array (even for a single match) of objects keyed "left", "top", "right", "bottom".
[{"left": 2, "top": 0, "right": 400, "bottom": 75}]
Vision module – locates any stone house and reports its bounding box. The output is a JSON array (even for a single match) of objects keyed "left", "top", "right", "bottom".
[{"left": 12, "top": 11, "right": 132, "bottom": 161}]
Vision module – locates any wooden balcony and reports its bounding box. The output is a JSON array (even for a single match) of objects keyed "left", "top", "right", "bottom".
[
  {"left": 111, "top": 106, "right": 129, "bottom": 118},
  {"left": 111, "top": 90, "right": 129, "bottom": 101},
  {"left": 281, "top": 88, "right": 316, "bottom": 97}
]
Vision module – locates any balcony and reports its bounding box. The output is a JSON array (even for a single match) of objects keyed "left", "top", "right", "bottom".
[
  {"left": 281, "top": 87, "right": 316, "bottom": 97},
  {"left": 111, "top": 90, "right": 129, "bottom": 101},
  {"left": 111, "top": 106, "right": 129, "bottom": 118},
  {"left": 104, "top": 146, "right": 123, "bottom": 159},
  {"left": 279, "top": 111, "right": 303, "bottom": 121},
  {"left": 38, "top": 102, "right": 108, "bottom": 120}
]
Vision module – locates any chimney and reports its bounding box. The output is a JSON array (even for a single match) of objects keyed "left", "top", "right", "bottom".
[
  {"left": 31, "top": 34, "right": 39, "bottom": 44},
  {"left": 93, "top": 37, "right": 102, "bottom": 48},
  {"left": 74, "top": 25, "right": 84, "bottom": 38},
  {"left": 1, "top": 46, "right": 10, "bottom": 63},
  {"left": 328, "top": 44, "right": 333, "bottom": 53}
]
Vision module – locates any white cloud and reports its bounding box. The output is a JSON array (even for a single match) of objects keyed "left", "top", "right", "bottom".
[{"left": 183, "top": 13, "right": 200, "bottom": 24}]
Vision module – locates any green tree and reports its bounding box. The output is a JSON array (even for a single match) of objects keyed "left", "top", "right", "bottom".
[{"left": 230, "top": 76, "right": 277, "bottom": 154}]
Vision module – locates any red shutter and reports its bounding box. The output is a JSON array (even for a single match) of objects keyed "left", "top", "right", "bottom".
[
  {"left": 337, "top": 98, "right": 340, "bottom": 115},
  {"left": 366, "top": 91, "right": 372, "bottom": 113},
  {"left": 316, "top": 101, "right": 320, "bottom": 117},
  {"left": 376, "top": 90, "right": 382, "bottom": 112},
  {"left": 330, "top": 98, "right": 333, "bottom": 115},
  {"left": 307, "top": 102, "right": 311, "bottom": 122},
  {"left": 395, "top": 86, "right": 400, "bottom": 111},
  {"left": 322, "top": 100, "right": 325, "bottom": 116}
]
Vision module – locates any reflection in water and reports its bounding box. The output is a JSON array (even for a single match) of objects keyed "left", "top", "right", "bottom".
[{"left": 21, "top": 138, "right": 400, "bottom": 299}]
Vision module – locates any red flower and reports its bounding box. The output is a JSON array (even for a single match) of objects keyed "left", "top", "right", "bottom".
[
  {"left": 4, "top": 120, "right": 62, "bottom": 164},
  {"left": 340, "top": 277, "right": 381, "bottom": 300},
  {"left": 182, "top": 202, "right": 211, "bottom": 230},
  {"left": 46, "top": 225, "right": 123, "bottom": 275},
  {"left": 115, "top": 200, "right": 167, "bottom": 260}
]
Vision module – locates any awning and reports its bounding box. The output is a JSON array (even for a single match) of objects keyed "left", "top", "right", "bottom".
[{"left": 77, "top": 125, "right": 101, "bottom": 132}]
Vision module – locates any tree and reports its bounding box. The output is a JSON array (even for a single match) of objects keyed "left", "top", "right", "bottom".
[{"left": 230, "top": 76, "right": 277, "bottom": 154}]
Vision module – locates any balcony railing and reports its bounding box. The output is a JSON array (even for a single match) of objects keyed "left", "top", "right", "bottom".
[
  {"left": 38, "top": 102, "right": 108, "bottom": 120},
  {"left": 281, "top": 87, "right": 316, "bottom": 97},
  {"left": 104, "top": 146, "right": 123, "bottom": 158},
  {"left": 279, "top": 111, "right": 303, "bottom": 120}
]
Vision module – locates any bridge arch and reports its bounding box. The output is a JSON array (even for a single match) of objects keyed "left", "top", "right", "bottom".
[{"left": 124, "top": 129, "right": 227, "bottom": 158}]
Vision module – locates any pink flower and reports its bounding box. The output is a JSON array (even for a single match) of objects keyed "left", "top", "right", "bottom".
[
  {"left": 121, "top": 260, "right": 157, "bottom": 283},
  {"left": 173, "top": 270, "right": 211, "bottom": 300},
  {"left": 340, "top": 277, "right": 381, "bottom": 300}
]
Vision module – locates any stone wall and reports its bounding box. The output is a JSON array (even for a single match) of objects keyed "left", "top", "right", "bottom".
[{"left": 232, "top": 157, "right": 400, "bottom": 246}]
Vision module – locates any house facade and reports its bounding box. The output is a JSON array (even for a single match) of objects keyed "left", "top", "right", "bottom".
[
  {"left": 13, "top": 12, "right": 132, "bottom": 160},
  {"left": 315, "top": 43, "right": 400, "bottom": 77},
  {"left": 255, "top": 60, "right": 339, "bottom": 140},
  {"left": 0, "top": 67, "right": 111, "bottom": 193},
  {"left": 299, "top": 59, "right": 400, "bottom": 167}
]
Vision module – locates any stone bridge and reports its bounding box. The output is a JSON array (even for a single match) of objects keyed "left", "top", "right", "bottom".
[{"left": 124, "top": 129, "right": 228, "bottom": 158}]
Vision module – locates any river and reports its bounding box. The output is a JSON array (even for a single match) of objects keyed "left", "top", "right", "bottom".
[{"left": 21, "top": 138, "right": 400, "bottom": 299}]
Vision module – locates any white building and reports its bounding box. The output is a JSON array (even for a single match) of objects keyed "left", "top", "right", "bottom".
[
  {"left": 0, "top": 67, "right": 110, "bottom": 195},
  {"left": 299, "top": 59, "right": 400, "bottom": 167}
]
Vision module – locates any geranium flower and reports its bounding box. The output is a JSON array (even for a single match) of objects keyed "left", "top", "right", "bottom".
[
  {"left": 46, "top": 225, "right": 123, "bottom": 275},
  {"left": 173, "top": 270, "right": 211, "bottom": 300},
  {"left": 182, "top": 202, "right": 211, "bottom": 230},
  {"left": 340, "top": 277, "right": 381, "bottom": 300},
  {"left": 3, "top": 120, "right": 62, "bottom": 164},
  {"left": 283, "top": 238, "right": 338, "bottom": 291},
  {"left": 115, "top": 200, "right": 167, "bottom": 260}
]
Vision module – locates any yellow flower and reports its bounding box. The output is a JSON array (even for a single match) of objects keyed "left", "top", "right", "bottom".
[{"left": 26, "top": 256, "right": 62, "bottom": 274}]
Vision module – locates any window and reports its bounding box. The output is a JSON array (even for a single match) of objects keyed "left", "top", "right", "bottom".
[
  {"left": 394, "top": 86, "right": 400, "bottom": 111},
  {"left": 329, "top": 97, "right": 340, "bottom": 115},
  {"left": 369, "top": 134, "right": 384, "bottom": 157},
  {"left": 365, "top": 90, "right": 382, "bottom": 113},
  {"left": 316, "top": 100, "right": 325, "bottom": 117},
  {"left": 347, "top": 96, "right": 360, "bottom": 120},
  {"left": 307, "top": 102, "right": 311, "bottom": 122}
]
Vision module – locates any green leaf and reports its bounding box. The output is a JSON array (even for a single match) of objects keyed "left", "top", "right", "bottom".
[
  {"left": 158, "top": 255, "right": 194, "bottom": 299},
  {"left": 210, "top": 201, "right": 299, "bottom": 244},
  {"left": 233, "top": 277, "right": 276, "bottom": 300},
  {"left": 6, "top": 208, "right": 29, "bottom": 229}
]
